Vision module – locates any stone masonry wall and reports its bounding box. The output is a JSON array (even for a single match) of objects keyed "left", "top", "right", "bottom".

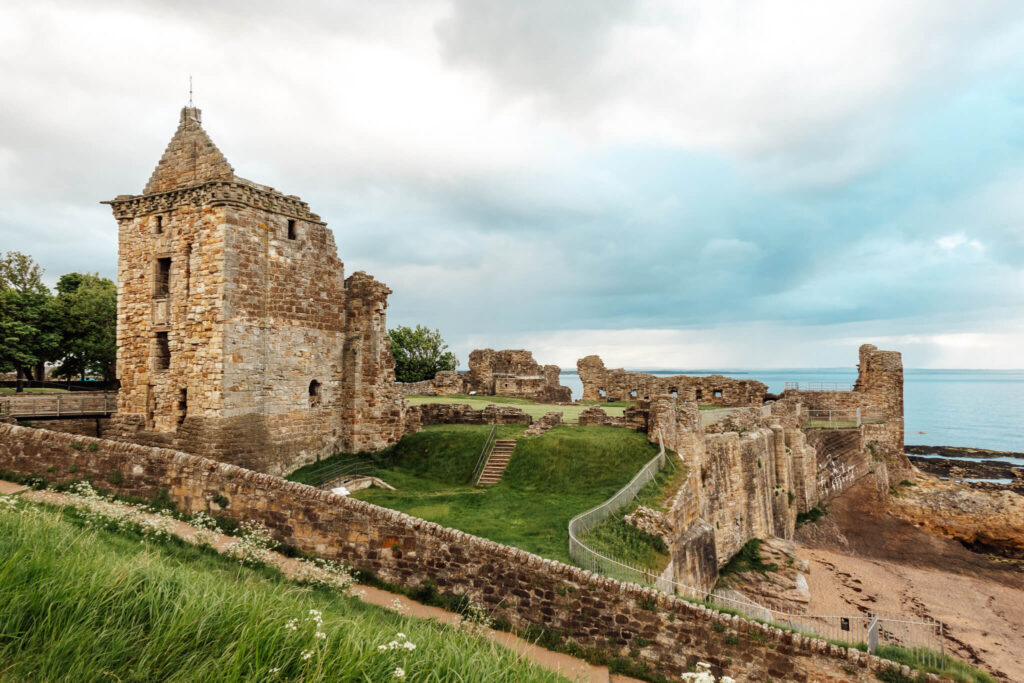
[
  {"left": 781, "top": 344, "right": 909, "bottom": 475},
  {"left": 0, "top": 422, "right": 930, "bottom": 683},
  {"left": 465, "top": 349, "right": 572, "bottom": 403},
  {"left": 405, "top": 403, "right": 533, "bottom": 428},
  {"left": 105, "top": 107, "right": 405, "bottom": 476},
  {"left": 577, "top": 355, "right": 766, "bottom": 406}
]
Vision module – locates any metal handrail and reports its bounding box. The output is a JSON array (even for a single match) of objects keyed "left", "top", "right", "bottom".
[
  {"left": 470, "top": 424, "right": 498, "bottom": 485},
  {"left": 312, "top": 459, "right": 376, "bottom": 488}
]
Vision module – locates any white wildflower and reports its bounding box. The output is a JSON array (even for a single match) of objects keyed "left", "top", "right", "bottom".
[
  {"left": 315, "top": 631, "right": 326, "bottom": 640},
  {"left": 396, "top": 632, "right": 406, "bottom": 640},
  {"left": 377, "top": 644, "right": 388, "bottom": 653},
  {"left": 402, "top": 641, "right": 416, "bottom": 651},
  {"left": 300, "top": 650, "right": 312, "bottom": 661},
  {"left": 0, "top": 495, "right": 18, "bottom": 513},
  {"left": 393, "top": 667, "right": 405, "bottom": 679}
]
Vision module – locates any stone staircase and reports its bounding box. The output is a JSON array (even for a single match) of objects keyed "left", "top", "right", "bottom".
[{"left": 476, "top": 439, "right": 517, "bottom": 486}]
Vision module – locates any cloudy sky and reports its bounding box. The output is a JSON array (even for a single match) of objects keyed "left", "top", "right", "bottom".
[{"left": 3, "top": 1, "right": 1024, "bottom": 369}]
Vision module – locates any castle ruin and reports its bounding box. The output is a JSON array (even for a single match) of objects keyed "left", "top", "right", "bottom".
[
  {"left": 102, "top": 107, "right": 405, "bottom": 475},
  {"left": 577, "top": 355, "right": 768, "bottom": 406}
]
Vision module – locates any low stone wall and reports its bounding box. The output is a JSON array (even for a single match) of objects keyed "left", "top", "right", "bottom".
[
  {"left": 577, "top": 405, "right": 647, "bottom": 431},
  {"left": 0, "top": 422, "right": 932, "bottom": 682},
  {"left": 16, "top": 417, "right": 111, "bottom": 438},
  {"left": 406, "top": 403, "right": 532, "bottom": 427},
  {"left": 395, "top": 371, "right": 467, "bottom": 397}
]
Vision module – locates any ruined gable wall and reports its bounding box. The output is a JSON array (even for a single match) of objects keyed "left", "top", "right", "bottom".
[
  {"left": 577, "top": 355, "right": 766, "bottom": 406},
  {"left": 339, "top": 272, "right": 406, "bottom": 453},
  {"left": 0, "top": 422, "right": 921, "bottom": 683},
  {"left": 466, "top": 349, "right": 572, "bottom": 402}
]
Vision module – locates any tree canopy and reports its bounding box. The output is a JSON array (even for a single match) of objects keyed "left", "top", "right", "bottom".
[
  {"left": 50, "top": 272, "right": 117, "bottom": 382},
  {"left": 0, "top": 252, "right": 117, "bottom": 388},
  {"left": 388, "top": 324, "right": 458, "bottom": 383}
]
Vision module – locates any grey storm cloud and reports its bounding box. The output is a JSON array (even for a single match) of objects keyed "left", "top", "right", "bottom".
[{"left": 2, "top": 1, "right": 1024, "bottom": 366}]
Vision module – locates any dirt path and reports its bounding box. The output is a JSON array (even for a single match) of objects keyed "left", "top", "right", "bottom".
[
  {"left": 1, "top": 482, "right": 641, "bottom": 683},
  {"left": 795, "top": 477, "right": 1024, "bottom": 680}
]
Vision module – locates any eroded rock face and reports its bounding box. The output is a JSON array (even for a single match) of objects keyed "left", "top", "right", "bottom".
[
  {"left": 888, "top": 477, "right": 1024, "bottom": 559},
  {"left": 625, "top": 505, "right": 672, "bottom": 540},
  {"left": 717, "top": 538, "right": 812, "bottom": 614}
]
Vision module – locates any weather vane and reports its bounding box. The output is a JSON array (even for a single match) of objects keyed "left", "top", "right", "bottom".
[{"left": 188, "top": 75, "right": 193, "bottom": 107}]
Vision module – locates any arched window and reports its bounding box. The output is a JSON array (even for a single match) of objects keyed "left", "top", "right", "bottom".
[{"left": 308, "top": 380, "right": 322, "bottom": 408}]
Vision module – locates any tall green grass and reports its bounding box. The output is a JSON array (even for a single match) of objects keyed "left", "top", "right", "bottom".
[
  {"left": 0, "top": 503, "right": 566, "bottom": 682},
  {"left": 576, "top": 451, "right": 686, "bottom": 572},
  {"left": 331, "top": 425, "right": 660, "bottom": 563}
]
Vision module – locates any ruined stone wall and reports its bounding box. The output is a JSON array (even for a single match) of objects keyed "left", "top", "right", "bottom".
[
  {"left": 406, "top": 403, "right": 532, "bottom": 427},
  {"left": 16, "top": 417, "right": 112, "bottom": 438},
  {"left": 395, "top": 371, "right": 466, "bottom": 397},
  {"left": 0, "top": 422, "right": 928, "bottom": 683},
  {"left": 577, "top": 355, "right": 766, "bottom": 406},
  {"left": 105, "top": 107, "right": 405, "bottom": 475},
  {"left": 781, "top": 344, "right": 908, "bottom": 475},
  {"left": 466, "top": 349, "right": 572, "bottom": 403},
  {"left": 577, "top": 405, "right": 648, "bottom": 431}
]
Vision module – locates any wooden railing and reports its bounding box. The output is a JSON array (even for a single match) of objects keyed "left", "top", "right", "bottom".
[{"left": 0, "top": 392, "right": 117, "bottom": 419}]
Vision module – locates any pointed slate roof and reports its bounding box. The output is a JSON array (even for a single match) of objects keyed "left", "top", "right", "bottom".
[{"left": 143, "top": 107, "right": 235, "bottom": 194}]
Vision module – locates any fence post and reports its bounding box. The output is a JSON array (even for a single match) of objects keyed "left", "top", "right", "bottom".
[
  {"left": 56, "top": 395, "right": 61, "bottom": 417},
  {"left": 856, "top": 407, "right": 862, "bottom": 427},
  {"left": 867, "top": 616, "right": 879, "bottom": 654}
]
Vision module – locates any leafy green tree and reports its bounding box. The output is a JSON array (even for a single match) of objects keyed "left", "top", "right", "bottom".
[
  {"left": 51, "top": 273, "right": 117, "bottom": 383},
  {"left": 388, "top": 325, "right": 458, "bottom": 383},
  {"left": 0, "top": 252, "right": 59, "bottom": 390}
]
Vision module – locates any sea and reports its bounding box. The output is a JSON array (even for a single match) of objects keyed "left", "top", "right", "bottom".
[{"left": 558, "top": 369, "right": 1024, "bottom": 453}]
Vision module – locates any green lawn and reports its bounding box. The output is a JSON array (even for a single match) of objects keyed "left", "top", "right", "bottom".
[
  {"left": 0, "top": 501, "right": 566, "bottom": 682},
  {"left": 315, "top": 424, "right": 660, "bottom": 564},
  {"left": 578, "top": 452, "right": 687, "bottom": 572},
  {"left": 405, "top": 394, "right": 626, "bottom": 421},
  {"left": 0, "top": 387, "right": 69, "bottom": 394}
]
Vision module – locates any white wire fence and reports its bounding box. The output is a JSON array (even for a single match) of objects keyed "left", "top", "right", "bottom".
[
  {"left": 567, "top": 432, "right": 946, "bottom": 670},
  {"left": 803, "top": 405, "right": 885, "bottom": 429},
  {"left": 784, "top": 382, "right": 855, "bottom": 392}
]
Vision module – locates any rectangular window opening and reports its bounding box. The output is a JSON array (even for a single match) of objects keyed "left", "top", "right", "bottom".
[
  {"left": 287, "top": 219, "right": 297, "bottom": 240},
  {"left": 155, "top": 215, "right": 163, "bottom": 234},
  {"left": 155, "top": 257, "right": 171, "bottom": 298},
  {"left": 154, "top": 332, "right": 170, "bottom": 371},
  {"left": 177, "top": 388, "right": 187, "bottom": 426},
  {"left": 713, "top": 389, "right": 723, "bottom": 398}
]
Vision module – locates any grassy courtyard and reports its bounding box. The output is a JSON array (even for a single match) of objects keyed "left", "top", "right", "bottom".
[
  {"left": 291, "top": 425, "right": 660, "bottom": 564},
  {"left": 404, "top": 394, "right": 627, "bottom": 422}
]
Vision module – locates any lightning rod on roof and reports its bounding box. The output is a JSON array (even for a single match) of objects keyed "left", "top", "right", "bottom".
[{"left": 188, "top": 75, "right": 193, "bottom": 107}]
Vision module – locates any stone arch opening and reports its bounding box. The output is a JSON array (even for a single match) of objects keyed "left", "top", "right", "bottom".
[{"left": 308, "top": 379, "right": 322, "bottom": 408}]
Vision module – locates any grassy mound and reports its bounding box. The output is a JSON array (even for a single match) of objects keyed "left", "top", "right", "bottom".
[
  {"left": 577, "top": 453, "right": 687, "bottom": 572},
  {"left": 0, "top": 503, "right": 566, "bottom": 682},
  {"left": 322, "top": 424, "right": 660, "bottom": 563}
]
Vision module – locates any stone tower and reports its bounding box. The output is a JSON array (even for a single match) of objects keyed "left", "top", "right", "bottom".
[{"left": 104, "top": 107, "right": 405, "bottom": 475}]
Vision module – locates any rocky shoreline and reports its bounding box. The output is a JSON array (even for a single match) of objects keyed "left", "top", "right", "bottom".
[{"left": 905, "top": 445, "right": 1023, "bottom": 492}]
